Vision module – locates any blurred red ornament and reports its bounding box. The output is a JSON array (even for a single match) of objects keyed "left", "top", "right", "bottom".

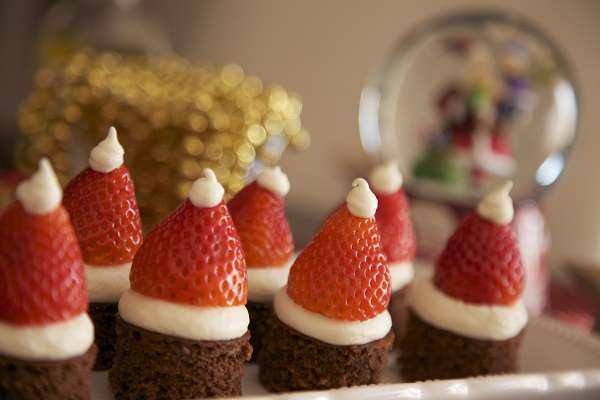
[{"left": 546, "top": 282, "right": 597, "bottom": 333}]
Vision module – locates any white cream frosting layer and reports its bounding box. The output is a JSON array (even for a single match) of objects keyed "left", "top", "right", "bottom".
[
  {"left": 257, "top": 166, "right": 290, "bottom": 197},
  {"left": 86, "top": 262, "right": 131, "bottom": 303},
  {"left": 389, "top": 260, "right": 414, "bottom": 292},
  {"left": 408, "top": 279, "right": 528, "bottom": 341},
  {"left": 346, "top": 178, "right": 378, "bottom": 218},
  {"left": 476, "top": 181, "right": 514, "bottom": 225},
  {"left": 89, "top": 127, "right": 124, "bottom": 173},
  {"left": 0, "top": 313, "right": 94, "bottom": 360},
  {"left": 369, "top": 160, "right": 403, "bottom": 195},
  {"left": 119, "top": 289, "right": 249, "bottom": 341},
  {"left": 16, "top": 158, "right": 62, "bottom": 215},
  {"left": 247, "top": 261, "right": 293, "bottom": 303},
  {"left": 274, "top": 287, "right": 391, "bottom": 346},
  {"left": 189, "top": 168, "right": 225, "bottom": 208}
]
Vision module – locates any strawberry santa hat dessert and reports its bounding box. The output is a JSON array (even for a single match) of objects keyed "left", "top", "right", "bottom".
[
  {"left": 400, "top": 182, "right": 527, "bottom": 381},
  {"left": 368, "top": 160, "right": 416, "bottom": 340},
  {"left": 63, "top": 127, "right": 143, "bottom": 370},
  {"left": 110, "top": 168, "right": 251, "bottom": 399},
  {"left": 259, "top": 178, "right": 394, "bottom": 392},
  {"left": 0, "top": 159, "right": 96, "bottom": 400},
  {"left": 227, "top": 166, "right": 294, "bottom": 360}
]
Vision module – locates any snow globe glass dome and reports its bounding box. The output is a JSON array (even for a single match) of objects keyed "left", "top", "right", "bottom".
[
  {"left": 359, "top": 11, "right": 578, "bottom": 203},
  {"left": 359, "top": 11, "right": 579, "bottom": 315}
]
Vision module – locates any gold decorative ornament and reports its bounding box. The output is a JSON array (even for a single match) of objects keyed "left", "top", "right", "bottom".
[{"left": 19, "top": 48, "right": 309, "bottom": 228}]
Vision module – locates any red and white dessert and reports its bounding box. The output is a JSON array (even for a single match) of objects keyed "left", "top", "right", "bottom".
[
  {"left": 229, "top": 166, "right": 294, "bottom": 303},
  {"left": 0, "top": 159, "right": 95, "bottom": 399},
  {"left": 369, "top": 161, "right": 417, "bottom": 341},
  {"left": 228, "top": 166, "right": 295, "bottom": 360},
  {"left": 110, "top": 168, "right": 251, "bottom": 399},
  {"left": 259, "top": 178, "right": 394, "bottom": 392},
  {"left": 400, "top": 182, "right": 527, "bottom": 381},
  {"left": 63, "top": 127, "right": 143, "bottom": 370}
]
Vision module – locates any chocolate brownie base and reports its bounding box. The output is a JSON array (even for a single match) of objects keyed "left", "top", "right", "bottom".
[
  {"left": 389, "top": 286, "right": 409, "bottom": 346},
  {"left": 247, "top": 301, "right": 272, "bottom": 362},
  {"left": 89, "top": 302, "right": 118, "bottom": 370},
  {"left": 259, "top": 315, "right": 394, "bottom": 392},
  {"left": 110, "top": 317, "right": 252, "bottom": 399},
  {"left": 0, "top": 345, "right": 96, "bottom": 400},
  {"left": 399, "top": 311, "right": 525, "bottom": 382}
]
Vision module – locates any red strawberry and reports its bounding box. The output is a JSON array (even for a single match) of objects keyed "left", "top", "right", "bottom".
[
  {"left": 63, "top": 166, "right": 143, "bottom": 266},
  {"left": 0, "top": 202, "right": 87, "bottom": 325},
  {"left": 434, "top": 212, "right": 524, "bottom": 305},
  {"left": 130, "top": 199, "right": 247, "bottom": 307},
  {"left": 228, "top": 181, "right": 294, "bottom": 267},
  {"left": 374, "top": 191, "right": 416, "bottom": 263},
  {"left": 287, "top": 181, "right": 390, "bottom": 321}
]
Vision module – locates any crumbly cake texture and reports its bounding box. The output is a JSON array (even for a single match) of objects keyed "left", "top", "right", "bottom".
[
  {"left": 89, "top": 302, "right": 118, "bottom": 371},
  {"left": 399, "top": 311, "right": 525, "bottom": 382},
  {"left": 0, "top": 345, "right": 96, "bottom": 400},
  {"left": 259, "top": 315, "right": 394, "bottom": 392},
  {"left": 389, "top": 286, "right": 409, "bottom": 347},
  {"left": 247, "top": 301, "right": 272, "bottom": 362},
  {"left": 109, "top": 317, "right": 252, "bottom": 399}
]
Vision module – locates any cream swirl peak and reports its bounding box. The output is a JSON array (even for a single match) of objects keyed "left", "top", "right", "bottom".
[
  {"left": 89, "top": 127, "right": 125, "bottom": 173},
  {"left": 346, "top": 178, "right": 378, "bottom": 218},
  {"left": 369, "top": 160, "right": 403, "bottom": 194},
  {"left": 189, "top": 168, "right": 225, "bottom": 208},
  {"left": 16, "top": 158, "right": 62, "bottom": 215},
  {"left": 257, "top": 166, "right": 290, "bottom": 197},
  {"left": 476, "top": 181, "right": 514, "bottom": 225}
]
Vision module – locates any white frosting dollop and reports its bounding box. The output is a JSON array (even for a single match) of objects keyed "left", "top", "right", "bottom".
[
  {"left": 408, "top": 279, "right": 528, "bottom": 341},
  {"left": 256, "top": 166, "right": 290, "bottom": 197},
  {"left": 119, "top": 289, "right": 249, "bottom": 341},
  {"left": 189, "top": 168, "right": 225, "bottom": 208},
  {"left": 247, "top": 256, "right": 296, "bottom": 303},
  {"left": 16, "top": 158, "right": 62, "bottom": 216},
  {"left": 89, "top": 127, "right": 125, "bottom": 173},
  {"left": 476, "top": 181, "right": 514, "bottom": 225},
  {"left": 369, "top": 160, "right": 403, "bottom": 195},
  {"left": 346, "top": 178, "right": 378, "bottom": 218},
  {"left": 0, "top": 313, "right": 94, "bottom": 360},
  {"left": 86, "top": 262, "right": 131, "bottom": 303},
  {"left": 389, "top": 260, "right": 414, "bottom": 292},
  {"left": 274, "top": 287, "right": 391, "bottom": 346}
]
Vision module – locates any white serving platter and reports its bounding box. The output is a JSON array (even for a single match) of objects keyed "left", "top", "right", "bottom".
[{"left": 92, "top": 317, "right": 600, "bottom": 399}]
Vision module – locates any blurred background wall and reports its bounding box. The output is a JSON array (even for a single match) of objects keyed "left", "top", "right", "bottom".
[{"left": 1, "top": 0, "right": 599, "bottom": 269}]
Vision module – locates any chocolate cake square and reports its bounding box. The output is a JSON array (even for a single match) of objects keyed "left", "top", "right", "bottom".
[
  {"left": 399, "top": 311, "right": 525, "bottom": 382},
  {"left": 0, "top": 345, "right": 96, "bottom": 400},
  {"left": 259, "top": 315, "right": 394, "bottom": 392},
  {"left": 110, "top": 317, "right": 252, "bottom": 399}
]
